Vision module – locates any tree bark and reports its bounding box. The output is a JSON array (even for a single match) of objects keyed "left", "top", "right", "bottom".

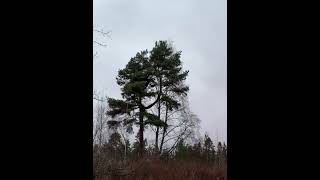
[
  {"left": 155, "top": 127, "right": 159, "bottom": 152},
  {"left": 155, "top": 77, "right": 162, "bottom": 153},
  {"left": 138, "top": 98, "right": 145, "bottom": 158},
  {"left": 159, "top": 102, "right": 168, "bottom": 153}
]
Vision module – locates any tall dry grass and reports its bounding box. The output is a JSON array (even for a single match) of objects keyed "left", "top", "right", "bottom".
[{"left": 95, "top": 158, "right": 226, "bottom": 180}]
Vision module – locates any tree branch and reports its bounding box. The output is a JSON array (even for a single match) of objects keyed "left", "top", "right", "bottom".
[
  {"left": 93, "top": 29, "right": 111, "bottom": 38},
  {"left": 167, "top": 131, "right": 192, "bottom": 155},
  {"left": 93, "top": 40, "right": 107, "bottom": 47},
  {"left": 144, "top": 93, "right": 161, "bottom": 109},
  {"left": 93, "top": 96, "right": 106, "bottom": 102}
]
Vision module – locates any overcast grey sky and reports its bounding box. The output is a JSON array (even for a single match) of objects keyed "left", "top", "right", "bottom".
[{"left": 93, "top": 0, "right": 227, "bottom": 142}]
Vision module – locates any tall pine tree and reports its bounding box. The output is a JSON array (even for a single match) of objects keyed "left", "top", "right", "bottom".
[
  {"left": 106, "top": 40, "right": 189, "bottom": 157},
  {"left": 106, "top": 49, "right": 163, "bottom": 157},
  {"left": 149, "top": 40, "right": 189, "bottom": 153}
]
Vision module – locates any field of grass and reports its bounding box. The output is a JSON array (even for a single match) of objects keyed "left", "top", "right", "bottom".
[{"left": 95, "top": 159, "right": 226, "bottom": 180}]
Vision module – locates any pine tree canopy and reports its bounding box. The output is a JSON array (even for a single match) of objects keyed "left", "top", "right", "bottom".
[{"left": 106, "top": 41, "right": 190, "bottom": 157}]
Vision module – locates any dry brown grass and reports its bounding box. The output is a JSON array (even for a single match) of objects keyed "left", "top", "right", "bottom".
[{"left": 96, "top": 158, "right": 227, "bottom": 180}]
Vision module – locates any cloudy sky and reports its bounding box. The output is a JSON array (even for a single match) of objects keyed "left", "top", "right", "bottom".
[{"left": 93, "top": 0, "right": 227, "bottom": 143}]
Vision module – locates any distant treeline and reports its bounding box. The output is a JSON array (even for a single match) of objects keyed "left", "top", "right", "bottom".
[{"left": 94, "top": 130, "right": 227, "bottom": 164}]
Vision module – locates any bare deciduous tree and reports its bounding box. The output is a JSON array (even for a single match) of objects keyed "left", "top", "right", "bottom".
[
  {"left": 93, "top": 26, "right": 111, "bottom": 59},
  {"left": 93, "top": 100, "right": 108, "bottom": 145},
  {"left": 159, "top": 96, "right": 201, "bottom": 156},
  {"left": 93, "top": 90, "right": 107, "bottom": 102},
  {"left": 93, "top": 94, "right": 110, "bottom": 179}
]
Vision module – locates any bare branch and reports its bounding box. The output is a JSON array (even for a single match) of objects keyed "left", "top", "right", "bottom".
[
  {"left": 93, "top": 96, "right": 106, "bottom": 102},
  {"left": 167, "top": 131, "right": 192, "bottom": 155},
  {"left": 93, "top": 40, "right": 107, "bottom": 47},
  {"left": 93, "top": 29, "right": 112, "bottom": 39}
]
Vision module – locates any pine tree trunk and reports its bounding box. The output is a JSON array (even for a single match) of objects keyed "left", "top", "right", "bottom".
[
  {"left": 159, "top": 102, "right": 168, "bottom": 153},
  {"left": 155, "top": 127, "right": 159, "bottom": 152},
  {"left": 155, "top": 77, "right": 162, "bottom": 153},
  {"left": 155, "top": 99, "right": 160, "bottom": 152},
  {"left": 138, "top": 98, "right": 145, "bottom": 158},
  {"left": 139, "top": 111, "right": 144, "bottom": 158}
]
